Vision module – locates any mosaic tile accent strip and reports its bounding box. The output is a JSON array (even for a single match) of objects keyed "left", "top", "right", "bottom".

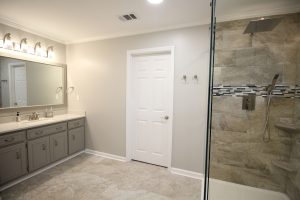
[{"left": 213, "top": 85, "right": 300, "bottom": 98}]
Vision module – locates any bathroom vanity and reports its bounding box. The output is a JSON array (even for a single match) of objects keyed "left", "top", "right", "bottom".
[{"left": 0, "top": 114, "right": 85, "bottom": 186}]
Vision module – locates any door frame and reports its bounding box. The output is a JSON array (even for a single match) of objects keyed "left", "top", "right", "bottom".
[
  {"left": 8, "top": 62, "right": 27, "bottom": 107},
  {"left": 126, "top": 46, "right": 175, "bottom": 168}
]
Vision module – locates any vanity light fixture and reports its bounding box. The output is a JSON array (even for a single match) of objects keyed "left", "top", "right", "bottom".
[
  {"left": 20, "top": 38, "right": 28, "bottom": 53},
  {"left": 0, "top": 33, "right": 54, "bottom": 59},
  {"left": 147, "top": 0, "right": 164, "bottom": 4},
  {"left": 34, "top": 42, "right": 43, "bottom": 56},
  {"left": 3, "top": 33, "right": 13, "bottom": 49},
  {"left": 47, "top": 46, "right": 54, "bottom": 58}
]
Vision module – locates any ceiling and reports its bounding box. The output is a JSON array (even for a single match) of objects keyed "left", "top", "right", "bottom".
[{"left": 0, "top": 0, "right": 299, "bottom": 44}]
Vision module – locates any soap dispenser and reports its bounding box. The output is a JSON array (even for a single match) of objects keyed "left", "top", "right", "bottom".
[
  {"left": 45, "top": 107, "right": 54, "bottom": 118},
  {"left": 16, "top": 112, "right": 21, "bottom": 122}
]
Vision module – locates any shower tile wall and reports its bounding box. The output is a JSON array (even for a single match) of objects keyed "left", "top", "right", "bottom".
[
  {"left": 287, "top": 17, "right": 300, "bottom": 200},
  {"left": 211, "top": 12, "right": 300, "bottom": 198}
]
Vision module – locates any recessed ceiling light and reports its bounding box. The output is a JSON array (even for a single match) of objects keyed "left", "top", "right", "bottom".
[{"left": 147, "top": 0, "right": 164, "bottom": 5}]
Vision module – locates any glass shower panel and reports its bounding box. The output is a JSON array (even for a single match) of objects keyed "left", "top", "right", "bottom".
[{"left": 206, "top": 1, "right": 300, "bottom": 199}]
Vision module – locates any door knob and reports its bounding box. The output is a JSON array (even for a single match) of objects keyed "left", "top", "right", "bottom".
[{"left": 164, "top": 116, "right": 169, "bottom": 120}]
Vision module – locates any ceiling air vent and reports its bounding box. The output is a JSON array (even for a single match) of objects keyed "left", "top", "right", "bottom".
[{"left": 119, "top": 13, "right": 138, "bottom": 22}]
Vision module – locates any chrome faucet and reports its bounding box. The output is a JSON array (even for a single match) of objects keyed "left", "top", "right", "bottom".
[{"left": 29, "top": 112, "right": 40, "bottom": 121}]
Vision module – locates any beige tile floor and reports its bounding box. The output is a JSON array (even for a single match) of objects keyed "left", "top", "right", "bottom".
[{"left": 0, "top": 153, "right": 202, "bottom": 200}]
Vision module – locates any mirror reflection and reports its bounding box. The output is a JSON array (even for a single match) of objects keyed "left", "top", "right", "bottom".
[{"left": 0, "top": 56, "right": 64, "bottom": 108}]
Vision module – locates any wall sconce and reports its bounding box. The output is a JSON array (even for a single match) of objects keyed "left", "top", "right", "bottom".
[
  {"left": 47, "top": 46, "right": 54, "bottom": 58},
  {"left": 20, "top": 38, "right": 28, "bottom": 53},
  {"left": 3, "top": 33, "right": 13, "bottom": 50}
]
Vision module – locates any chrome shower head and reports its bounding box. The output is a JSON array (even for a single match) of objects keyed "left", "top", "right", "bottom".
[
  {"left": 272, "top": 74, "right": 279, "bottom": 85},
  {"left": 244, "top": 17, "right": 282, "bottom": 34},
  {"left": 267, "top": 74, "right": 280, "bottom": 94}
]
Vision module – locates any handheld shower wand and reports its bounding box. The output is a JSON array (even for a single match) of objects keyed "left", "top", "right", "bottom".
[{"left": 263, "top": 74, "right": 279, "bottom": 142}]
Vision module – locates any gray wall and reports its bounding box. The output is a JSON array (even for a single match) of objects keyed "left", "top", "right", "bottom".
[{"left": 67, "top": 25, "right": 210, "bottom": 173}]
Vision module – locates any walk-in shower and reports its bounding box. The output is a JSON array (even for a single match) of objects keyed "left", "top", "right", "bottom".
[{"left": 204, "top": 1, "right": 300, "bottom": 199}]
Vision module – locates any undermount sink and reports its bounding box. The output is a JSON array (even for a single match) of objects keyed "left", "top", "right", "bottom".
[{"left": 20, "top": 118, "right": 53, "bottom": 124}]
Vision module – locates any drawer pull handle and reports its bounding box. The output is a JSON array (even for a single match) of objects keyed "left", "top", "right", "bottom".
[
  {"left": 4, "top": 137, "right": 15, "bottom": 142},
  {"left": 72, "top": 135, "right": 76, "bottom": 140},
  {"left": 42, "top": 144, "right": 47, "bottom": 150},
  {"left": 75, "top": 122, "right": 80, "bottom": 126},
  {"left": 56, "top": 127, "right": 63, "bottom": 131},
  {"left": 54, "top": 140, "right": 58, "bottom": 146},
  {"left": 16, "top": 152, "right": 20, "bottom": 160}
]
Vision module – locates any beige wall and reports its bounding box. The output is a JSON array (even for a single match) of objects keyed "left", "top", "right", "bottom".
[{"left": 67, "top": 25, "right": 210, "bottom": 173}]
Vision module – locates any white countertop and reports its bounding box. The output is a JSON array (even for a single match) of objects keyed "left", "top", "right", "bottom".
[{"left": 0, "top": 113, "right": 86, "bottom": 135}]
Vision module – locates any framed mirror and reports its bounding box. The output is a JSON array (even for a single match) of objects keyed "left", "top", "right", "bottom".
[{"left": 0, "top": 56, "right": 66, "bottom": 109}]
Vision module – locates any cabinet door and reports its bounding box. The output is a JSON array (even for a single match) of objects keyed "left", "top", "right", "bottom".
[
  {"left": 28, "top": 137, "right": 50, "bottom": 172},
  {"left": 68, "top": 127, "right": 85, "bottom": 155},
  {"left": 50, "top": 131, "right": 68, "bottom": 162},
  {"left": 0, "top": 143, "right": 27, "bottom": 185}
]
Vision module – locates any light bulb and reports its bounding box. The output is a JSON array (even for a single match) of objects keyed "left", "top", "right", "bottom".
[
  {"left": 20, "top": 38, "right": 28, "bottom": 53},
  {"left": 47, "top": 46, "right": 54, "bottom": 58},
  {"left": 34, "top": 42, "right": 42, "bottom": 56},
  {"left": 3, "top": 33, "right": 13, "bottom": 50}
]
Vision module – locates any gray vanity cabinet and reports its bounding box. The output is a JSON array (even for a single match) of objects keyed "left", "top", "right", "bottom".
[
  {"left": 28, "top": 137, "right": 50, "bottom": 172},
  {"left": 50, "top": 131, "right": 68, "bottom": 162},
  {"left": 0, "top": 143, "right": 27, "bottom": 185},
  {"left": 68, "top": 126, "right": 85, "bottom": 154},
  {"left": 0, "top": 117, "right": 85, "bottom": 186}
]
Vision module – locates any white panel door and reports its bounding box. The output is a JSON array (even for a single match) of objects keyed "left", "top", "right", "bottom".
[
  {"left": 11, "top": 64, "right": 27, "bottom": 107},
  {"left": 132, "top": 53, "right": 172, "bottom": 167}
]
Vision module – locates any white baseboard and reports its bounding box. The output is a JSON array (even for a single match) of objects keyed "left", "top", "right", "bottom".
[
  {"left": 0, "top": 150, "right": 85, "bottom": 192},
  {"left": 85, "top": 149, "right": 127, "bottom": 162},
  {"left": 170, "top": 167, "right": 204, "bottom": 180}
]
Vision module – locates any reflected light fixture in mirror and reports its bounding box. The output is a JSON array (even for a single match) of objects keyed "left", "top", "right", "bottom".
[
  {"left": 20, "top": 38, "right": 28, "bottom": 53},
  {"left": 47, "top": 46, "right": 54, "bottom": 58},
  {"left": 3, "top": 33, "right": 13, "bottom": 50},
  {"left": 147, "top": 0, "right": 164, "bottom": 4}
]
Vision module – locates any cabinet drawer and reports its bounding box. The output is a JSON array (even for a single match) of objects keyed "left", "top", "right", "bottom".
[
  {"left": 27, "top": 122, "right": 67, "bottom": 140},
  {"left": 0, "top": 131, "right": 26, "bottom": 148},
  {"left": 68, "top": 118, "right": 85, "bottom": 129}
]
